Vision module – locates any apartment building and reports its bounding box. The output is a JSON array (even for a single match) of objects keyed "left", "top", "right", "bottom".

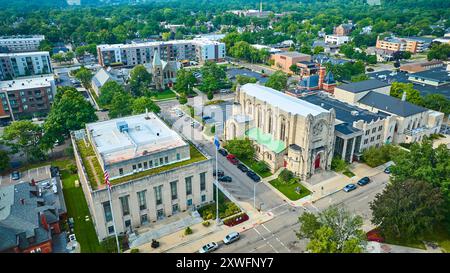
[
  {"left": 226, "top": 84, "right": 335, "bottom": 179},
  {"left": 0, "top": 75, "right": 56, "bottom": 121},
  {"left": 72, "top": 113, "right": 214, "bottom": 240},
  {"left": 0, "top": 35, "right": 45, "bottom": 53},
  {"left": 270, "top": 51, "right": 311, "bottom": 74},
  {"left": 0, "top": 51, "right": 52, "bottom": 81},
  {"left": 376, "top": 36, "right": 426, "bottom": 53},
  {"left": 96, "top": 38, "right": 225, "bottom": 67}
]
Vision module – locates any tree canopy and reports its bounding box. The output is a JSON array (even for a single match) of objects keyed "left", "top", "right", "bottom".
[{"left": 265, "top": 71, "right": 288, "bottom": 91}]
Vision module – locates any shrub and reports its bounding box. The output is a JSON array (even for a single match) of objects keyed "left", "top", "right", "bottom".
[
  {"left": 130, "top": 248, "right": 139, "bottom": 253},
  {"left": 362, "top": 144, "right": 400, "bottom": 167},
  {"left": 179, "top": 94, "right": 187, "bottom": 105},
  {"left": 223, "top": 213, "right": 249, "bottom": 227},
  {"left": 279, "top": 169, "right": 294, "bottom": 183},
  {"left": 211, "top": 125, "right": 215, "bottom": 134},
  {"left": 202, "top": 221, "right": 211, "bottom": 227},
  {"left": 207, "top": 91, "right": 214, "bottom": 100},
  {"left": 68, "top": 163, "right": 78, "bottom": 174},
  {"left": 184, "top": 227, "right": 193, "bottom": 235},
  {"left": 331, "top": 157, "right": 347, "bottom": 172}
]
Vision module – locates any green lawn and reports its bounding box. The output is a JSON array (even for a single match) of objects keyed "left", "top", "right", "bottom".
[
  {"left": 111, "top": 144, "right": 207, "bottom": 185},
  {"left": 269, "top": 178, "right": 311, "bottom": 201},
  {"left": 240, "top": 158, "right": 272, "bottom": 178},
  {"left": 60, "top": 161, "right": 104, "bottom": 253},
  {"left": 150, "top": 89, "right": 177, "bottom": 100}
]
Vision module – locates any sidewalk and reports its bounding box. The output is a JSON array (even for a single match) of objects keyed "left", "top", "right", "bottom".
[{"left": 131, "top": 207, "right": 273, "bottom": 253}]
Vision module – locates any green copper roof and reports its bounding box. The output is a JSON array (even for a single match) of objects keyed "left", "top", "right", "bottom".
[{"left": 245, "top": 127, "right": 286, "bottom": 154}]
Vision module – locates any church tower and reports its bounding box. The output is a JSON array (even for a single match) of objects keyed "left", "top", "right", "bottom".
[{"left": 152, "top": 48, "right": 164, "bottom": 90}]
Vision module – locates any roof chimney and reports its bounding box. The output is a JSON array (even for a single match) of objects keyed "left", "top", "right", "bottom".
[{"left": 401, "top": 91, "right": 407, "bottom": 102}]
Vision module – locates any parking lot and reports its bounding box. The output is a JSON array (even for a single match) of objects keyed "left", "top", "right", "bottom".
[{"left": 0, "top": 165, "right": 52, "bottom": 187}]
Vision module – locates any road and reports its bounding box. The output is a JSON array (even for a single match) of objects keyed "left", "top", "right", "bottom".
[{"left": 217, "top": 171, "right": 389, "bottom": 253}]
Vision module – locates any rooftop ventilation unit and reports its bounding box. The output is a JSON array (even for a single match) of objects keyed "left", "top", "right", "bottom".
[{"left": 116, "top": 121, "right": 129, "bottom": 133}]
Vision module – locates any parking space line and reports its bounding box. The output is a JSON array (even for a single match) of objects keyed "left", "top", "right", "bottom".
[
  {"left": 275, "top": 237, "right": 291, "bottom": 253},
  {"left": 252, "top": 226, "right": 266, "bottom": 240},
  {"left": 266, "top": 241, "right": 279, "bottom": 253}
]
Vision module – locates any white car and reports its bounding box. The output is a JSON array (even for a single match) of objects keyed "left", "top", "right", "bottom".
[
  {"left": 199, "top": 242, "right": 218, "bottom": 253},
  {"left": 223, "top": 232, "right": 240, "bottom": 245}
]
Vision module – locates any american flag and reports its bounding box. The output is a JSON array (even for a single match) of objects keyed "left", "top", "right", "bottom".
[{"left": 104, "top": 169, "right": 111, "bottom": 190}]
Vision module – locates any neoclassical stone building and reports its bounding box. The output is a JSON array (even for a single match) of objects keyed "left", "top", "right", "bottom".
[{"left": 226, "top": 84, "right": 336, "bottom": 179}]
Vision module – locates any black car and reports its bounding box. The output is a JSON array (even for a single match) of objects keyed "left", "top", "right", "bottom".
[
  {"left": 218, "top": 176, "right": 232, "bottom": 182},
  {"left": 384, "top": 166, "right": 391, "bottom": 174},
  {"left": 246, "top": 171, "right": 261, "bottom": 182},
  {"left": 213, "top": 170, "right": 224, "bottom": 177},
  {"left": 357, "top": 176, "right": 370, "bottom": 186},
  {"left": 11, "top": 171, "right": 20, "bottom": 180},
  {"left": 218, "top": 149, "right": 228, "bottom": 156},
  {"left": 237, "top": 163, "right": 248, "bottom": 173}
]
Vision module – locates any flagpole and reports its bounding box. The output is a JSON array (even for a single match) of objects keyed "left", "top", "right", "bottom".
[
  {"left": 105, "top": 169, "right": 120, "bottom": 253},
  {"left": 108, "top": 187, "right": 121, "bottom": 253},
  {"left": 215, "top": 140, "right": 219, "bottom": 224}
]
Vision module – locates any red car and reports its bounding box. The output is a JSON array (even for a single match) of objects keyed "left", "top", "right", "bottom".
[
  {"left": 226, "top": 154, "right": 239, "bottom": 165},
  {"left": 366, "top": 229, "right": 384, "bottom": 243}
]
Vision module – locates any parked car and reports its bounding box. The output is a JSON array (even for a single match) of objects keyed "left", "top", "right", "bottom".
[
  {"left": 237, "top": 163, "right": 248, "bottom": 173},
  {"left": 199, "top": 242, "right": 219, "bottom": 253},
  {"left": 213, "top": 170, "right": 224, "bottom": 177},
  {"left": 226, "top": 154, "right": 239, "bottom": 165},
  {"left": 202, "top": 116, "right": 212, "bottom": 122},
  {"left": 184, "top": 116, "right": 190, "bottom": 122},
  {"left": 384, "top": 166, "right": 391, "bottom": 174},
  {"left": 11, "top": 171, "right": 20, "bottom": 180},
  {"left": 246, "top": 170, "right": 261, "bottom": 182},
  {"left": 218, "top": 176, "right": 232, "bottom": 182},
  {"left": 218, "top": 149, "right": 228, "bottom": 157},
  {"left": 357, "top": 177, "right": 371, "bottom": 186},
  {"left": 343, "top": 184, "right": 357, "bottom": 192},
  {"left": 68, "top": 217, "right": 74, "bottom": 231},
  {"left": 223, "top": 232, "right": 240, "bottom": 245},
  {"left": 177, "top": 112, "right": 184, "bottom": 118}
]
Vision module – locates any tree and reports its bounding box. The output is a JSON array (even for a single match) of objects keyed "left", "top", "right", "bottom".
[
  {"left": 132, "top": 96, "right": 161, "bottom": 115},
  {"left": 390, "top": 82, "right": 423, "bottom": 105},
  {"left": 224, "top": 138, "right": 255, "bottom": 161},
  {"left": 265, "top": 71, "right": 288, "bottom": 91},
  {"left": 129, "top": 65, "right": 152, "bottom": 97},
  {"left": 178, "top": 93, "right": 188, "bottom": 105},
  {"left": 362, "top": 144, "right": 400, "bottom": 167},
  {"left": 43, "top": 86, "right": 97, "bottom": 146},
  {"left": 52, "top": 53, "right": 65, "bottom": 63},
  {"left": 98, "top": 81, "right": 126, "bottom": 107},
  {"left": 289, "top": 64, "right": 299, "bottom": 75},
  {"left": 174, "top": 69, "right": 196, "bottom": 95},
  {"left": 351, "top": 74, "right": 369, "bottom": 82},
  {"left": 74, "top": 66, "right": 93, "bottom": 87},
  {"left": 297, "top": 206, "right": 366, "bottom": 253},
  {"left": 279, "top": 169, "right": 294, "bottom": 183},
  {"left": 109, "top": 91, "right": 133, "bottom": 118},
  {"left": 422, "top": 94, "right": 450, "bottom": 115},
  {"left": 1, "top": 121, "right": 45, "bottom": 162},
  {"left": 0, "top": 150, "right": 10, "bottom": 172},
  {"left": 313, "top": 46, "right": 325, "bottom": 55},
  {"left": 200, "top": 62, "right": 226, "bottom": 93},
  {"left": 370, "top": 179, "right": 446, "bottom": 240},
  {"left": 427, "top": 43, "right": 450, "bottom": 61},
  {"left": 207, "top": 91, "right": 214, "bottom": 100},
  {"left": 232, "top": 75, "right": 257, "bottom": 91}
]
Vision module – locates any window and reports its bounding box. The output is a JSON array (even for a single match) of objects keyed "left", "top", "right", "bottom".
[
  {"left": 187, "top": 199, "right": 193, "bottom": 206},
  {"left": 200, "top": 172, "right": 206, "bottom": 191},
  {"left": 119, "top": 168, "right": 123, "bottom": 175},
  {"left": 132, "top": 165, "right": 137, "bottom": 171},
  {"left": 365, "top": 130, "right": 369, "bottom": 136},
  {"left": 185, "top": 176, "right": 192, "bottom": 195},
  {"left": 176, "top": 153, "right": 180, "bottom": 160},
  {"left": 170, "top": 181, "right": 178, "bottom": 200},
  {"left": 125, "top": 219, "right": 131, "bottom": 228},
  {"left": 377, "top": 135, "right": 381, "bottom": 140},
  {"left": 157, "top": 209, "right": 164, "bottom": 220},
  {"left": 370, "top": 137, "right": 375, "bottom": 142},
  {"left": 154, "top": 185, "right": 163, "bottom": 206},
  {"left": 378, "top": 126, "right": 383, "bottom": 131},
  {"left": 201, "top": 195, "right": 206, "bottom": 202},
  {"left": 138, "top": 163, "right": 142, "bottom": 169},
  {"left": 165, "top": 156, "right": 169, "bottom": 164},
  {"left": 172, "top": 204, "right": 179, "bottom": 214},
  {"left": 143, "top": 162, "right": 148, "bottom": 169},
  {"left": 140, "top": 214, "right": 148, "bottom": 225},
  {"left": 108, "top": 226, "right": 114, "bottom": 234},
  {"left": 364, "top": 139, "right": 368, "bottom": 145},
  {"left": 149, "top": 160, "right": 153, "bottom": 167},
  {"left": 103, "top": 202, "right": 112, "bottom": 222},
  {"left": 120, "top": 196, "right": 130, "bottom": 216},
  {"left": 372, "top": 128, "right": 376, "bottom": 133},
  {"left": 160, "top": 158, "right": 164, "bottom": 165},
  {"left": 137, "top": 190, "right": 147, "bottom": 210}
]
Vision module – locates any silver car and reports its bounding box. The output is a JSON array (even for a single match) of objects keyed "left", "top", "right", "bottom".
[
  {"left": 223, "top": 232, "right": 240, "bottom": 245},
  {"left": 199, "top": 242, "right": 219, "bottom": 253}
]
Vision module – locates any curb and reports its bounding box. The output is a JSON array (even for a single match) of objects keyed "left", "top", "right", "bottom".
[{"left": 311, "top": 188, "right": 342, "bottom": 203}]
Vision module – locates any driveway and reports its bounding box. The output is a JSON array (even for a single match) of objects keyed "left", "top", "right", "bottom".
[{"left": 0, "top": 165, "right": 52, "bottom": 186}]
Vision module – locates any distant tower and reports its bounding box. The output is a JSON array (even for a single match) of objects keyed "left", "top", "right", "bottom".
[{"left": 152, "top": 48, "right": 164, "bottom": 90}]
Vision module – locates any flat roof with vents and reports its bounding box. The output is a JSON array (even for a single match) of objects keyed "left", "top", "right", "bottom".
[
  {"left": 86, "top": 113, "right": 188, "bottom": 165},
  {"left": 0, "top": 75, "right": 54, "bottom": 92}
]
